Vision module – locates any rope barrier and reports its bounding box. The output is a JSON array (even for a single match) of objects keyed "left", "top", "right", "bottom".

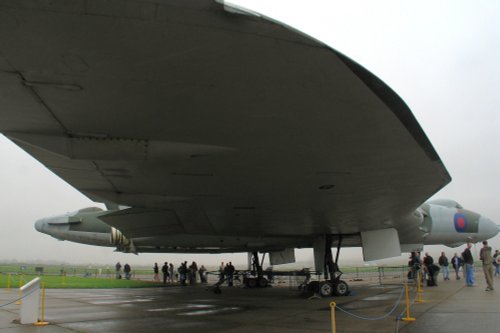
[{"left": 335, "top": 285, "right": 406, "bottom": 321}]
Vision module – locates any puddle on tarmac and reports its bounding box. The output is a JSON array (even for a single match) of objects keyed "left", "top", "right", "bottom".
[
  {"left": 147, "top": 308, "right": 177, "bottom": 312},
  {"left": 362, "top": 295, "right": 397, "bottom": 301},
  {"left": 147, "top": 304, "right": 216, "bottom": 312},
  {"left": 185, "top": 304, "right": 216, "bottom": 309},
  {"left": 90, "top": 298, "right": 153, "bottom": 305},
  {"left": 178, "top": 307, "right": 242, "bottom": 316}
]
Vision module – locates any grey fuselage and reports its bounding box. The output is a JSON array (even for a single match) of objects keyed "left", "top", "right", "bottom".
[{"left": 34, "top": 199, "right": 498, "bottom": 257}]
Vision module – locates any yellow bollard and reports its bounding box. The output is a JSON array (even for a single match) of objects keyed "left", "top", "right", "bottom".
[
  {"left": 401, "top": 282, "right": 416, "bottom": 322},
  {"left": 416, "top": 271, "right": 426, "bottom": 303},
  {"left": 15, "top": 274, "right": 23, "bottom": 305},
  {"left": 417, "top": 271, "right": 423, "bottom": 293},
  {"left": 34, "top": 283, "right": 49, "bottom": 326},
  {"left": 7, "top": 273, "right": 11, "bottom": 292},
  {"left": 330, "top": 301, "right": 337, "bottom": 333}
]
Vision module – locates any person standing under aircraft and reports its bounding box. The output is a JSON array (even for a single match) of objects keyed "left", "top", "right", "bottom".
[
  {"left": 219, "top": 262, "right": 225, "bottom": 283},
  {"left": 451, "top": 253, "right": 462, "bottom": 280},
  {"left": 408, "top": 252, "right": 422, "bottom": 283},
  {"left": 424, "top": 252, "right": 438, "bottom": 286},
  {"left": 462, "top": 243, "right": 475, "bottom": 287},
  {"left": 161, "top": 262, "right": 169, "bottom": 284},
  {"left": 480, "top": 240, "right": 494, "bottom": 291},
  {"left": 493, "top": 250, "right": 499, "bottom": 277},
  {"left": 168, "top": 263, "right": 175, "bottom": 283},
  {"left": 178, "top": 261, "right": 188, "bottom": 286},
  {"left": 227, "top": 262, "right": 235, "bottom": 287},
  {"left": 189, "top": 261, "right": 198, "bottom": 285},
  {"left": 115, "top": 262, "right": 122, "bottom": 279},
  {"left": 123, "top": 263, "right": 131, "bottom": 280},
  {"left": 199, "top": 265, "right": 207, "bottom": 283},
  {"left": 438, "top": 252, "right": 450, "bottom": 281},
  {"left": 153, "top": 263, "right": 159, "bottom": 282}
]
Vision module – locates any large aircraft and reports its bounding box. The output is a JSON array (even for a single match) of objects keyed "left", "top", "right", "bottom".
[
  {"left": 0, "top": 1, "right": 497, "bottom": 296},
  {"left": 34, "top": 199, "right": 498, "bottom": 256}
]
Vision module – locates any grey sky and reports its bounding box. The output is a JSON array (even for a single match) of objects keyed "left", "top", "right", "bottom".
[{"left": 0, "top": 0, "right": 499, "bottom": 267}]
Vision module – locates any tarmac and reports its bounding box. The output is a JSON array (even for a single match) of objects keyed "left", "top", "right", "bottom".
[{"left": 1, "top": 272, "right": 499, "bottom": 333}]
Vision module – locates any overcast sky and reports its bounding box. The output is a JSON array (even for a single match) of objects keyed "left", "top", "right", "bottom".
[{"left": 0, "top": 0, "right": 499, "bottom": 268}]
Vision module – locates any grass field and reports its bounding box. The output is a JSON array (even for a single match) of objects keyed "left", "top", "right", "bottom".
[
  {"left": 0, "top": 273, "right": 164, "bottom": 289},
  {"left": 2, "top": 261, "right": 458, "bottom": 289},
  {"left": 0, "top": 263, "right": 166, "bottom": 289},
  {"left": 0, "top": 263, "right": 154, "bottom": 276}
]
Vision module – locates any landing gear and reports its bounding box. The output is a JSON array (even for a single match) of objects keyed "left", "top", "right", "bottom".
[
  {"left": 307, "top": 235, "right": 350, "bottom": 297},
  {"left": 211, "top": 252, "right": 270, "bottom": 293},
  {"left": 244, "top": 251, "right": 269, "bottom": 288},
  {"left": 258, "top": 277, "right": 268, "bottom": 288}
]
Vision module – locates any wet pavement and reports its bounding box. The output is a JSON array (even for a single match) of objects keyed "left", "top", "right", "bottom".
[{"left": 1, "top": 273, "right": 499, "bottom": 332}]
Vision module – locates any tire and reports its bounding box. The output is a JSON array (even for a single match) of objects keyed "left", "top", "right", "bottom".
[
  {"left": 247, "top": 278, "right": 257, "bottom": 288},
  {"left": 319, "top": 282, "right": 333, "bottom": 297},
  {"left": 258, "top": 277, "right": 268, "bottom": 288},
  {"left": 307, "top": 281, "right": 320, "bottom": 293},
  {"left": 333, "top": 280, "right": 349, "bottom": 296}
]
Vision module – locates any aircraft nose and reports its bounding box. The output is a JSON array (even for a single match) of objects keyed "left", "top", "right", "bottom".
[
  {"left": 34, "top": 219, "right": 45, "bottom": 232},
  {"left": 479, "top": 216, "right": 499, "bottom": 240}
]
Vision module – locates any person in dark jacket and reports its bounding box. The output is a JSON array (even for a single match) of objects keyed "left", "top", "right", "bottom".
[
  {"left": 199, "top": 265, "right": 207, "bottom": 283},
  {"left": 451, "top": 253, "right": 462, "bottom": 280},
  {"left": 408, "top": 251, "right": 422, "bottom": 282},
  {"left": 123, "top": 263, "right": 131, "bottom": 280},
  {"left": 178, "top": 262, "right": 188, "bottom": 286},
  {"left": 161, "top": 262, "right": 169, "bottom": 284},
  {"left": 115, "top": 262, "right": 122, "bottom": 279},
  {"left": 153, "top": 262, "right": 159, "bottom": 282},
  {"left": 226, "top": 262, "right": 235, "bottom": 287},
  {"left": 462, "top": 242, "right": 475, "bottom": 287},
  {"left": 438, "top": 252, "right": 450, "bottom": 281},
  {"left": 494, "top": 250, "right": 500, "bottom": 277},
  {"left": 189, "top": 261, "right": 198, "bottom": 285},
  {"left": 424, "top": 252, "right": 438, "bottom": 286}
]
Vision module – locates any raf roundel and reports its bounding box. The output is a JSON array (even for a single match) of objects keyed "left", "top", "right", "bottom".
[{"left": 454, "top": 213, "right": 468, "bottom": 233}]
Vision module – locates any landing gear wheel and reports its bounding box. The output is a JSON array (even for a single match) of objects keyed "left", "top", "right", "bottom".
[
  {"left": 246, "top": 278, "right": 257, "bottom": 288},
  {"left": 258, "top": 277, "right": 268, "bottom": 288},
  {"left": 333, "top": 280, "right": 349, "bottom": 296},
  {"left": 307, "top": 281, "right": 319, "bottom": 293},
  {"left": 319, "top": 282, "right": 333, "bottom": 297}
]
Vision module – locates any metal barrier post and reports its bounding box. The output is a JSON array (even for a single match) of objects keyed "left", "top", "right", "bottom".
[
  {"left": 330, "top": 301, "right": 337, "bottom": 333},
  {"left": 19, "top": 277, "right": 40, "bottom": 324}
]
